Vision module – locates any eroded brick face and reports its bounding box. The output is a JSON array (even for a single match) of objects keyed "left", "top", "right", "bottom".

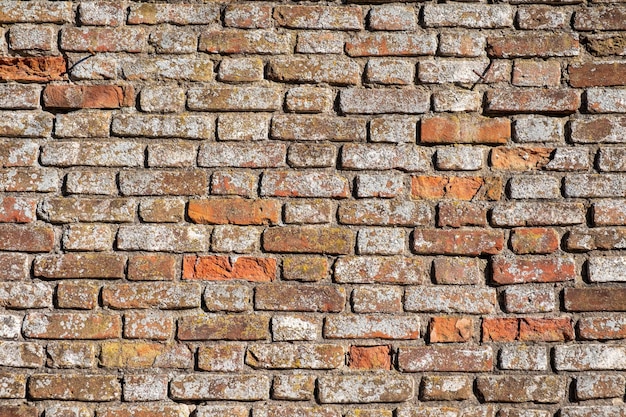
[{"left": 0, "top": 1, "right": 622, "bottom": 415}]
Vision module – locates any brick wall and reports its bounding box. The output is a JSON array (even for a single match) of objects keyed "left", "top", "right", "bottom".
[{"left": 0, "top": 0, "right": 625, "bottom": 416}]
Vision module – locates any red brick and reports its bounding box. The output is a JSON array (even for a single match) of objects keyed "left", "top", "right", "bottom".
[
  {"left": 491, "top": 256, "right": 576, "bottom": 285},
  {"left": 0, "top": 224, "right": 54, "bottom": 252},
  {"left": 486, "top": 88, "right": 581, "bottom": 114},
  {"left": 578, "top": 316, "right": 626, "bottom": 340},
  {"left": 177, "top": 315, "right": 269, "bottom": 341},
  {"left": 412, "top": 229, "right": 504, "bottom": 256},
  {"left": 482, "top": 317, "right": 519, "bottom": 342},
  {"left": 346, "top": 33, "right": 437, "bottom": 57},
  {"left": 429, "top": 317, "right": 474, "bottom": 343},
  {"left": 128, "top": 254, "right": 177, "bottom": 281},
  {"left": 433, "top": 257, "right": 483, "bottom": 285},
  {"left": 34, "top": 253, "right": 125, "bottom": 279},
  {"left": 0, "top": 197, "right": 37, "bottom": 223},
  {"left": 43, "top": 85, "right": 134, "bottom": 109},
  {"left": 188, "top": 198, "right": 280, "bottom": 225},
  {"left": 510, "top": 227, "right": 560, "bottom": 254},
  {"left": 411, "top": 176, "right": 501, "bottom": 201},
  {"left": 0, "top": 56, "right": 65, "bottom": 82},
  {"left": 56, "top": 282, "right": 99, "bottom": 309},
  {"left": 183, "top": 255, "right": 276, "bottom": 282},
  {"left": 263, "top": 226, "right": 354, "bottom": 254},
  {"left": 0, "top": 253, "right": 29, "bottom": 281},
  {"left": 512, "top": 60, "right": 561, "bottom": 87},
  {"left": 488, "top": 32, "right": 579, "bottom": 57},
  {"left": 255, "top": 284, "right": 346, "bottom": 312},
  {"left": 564, "top": 288, "right": 626, "bottom": 312},
  {"left": 569, "top": 63, "right": 626, "bottom": 87},
  {"left": 420, "top": 115, "right": 510, "bottom": 144},
  {"left": 348, "top": 346, "right": 392, "bottom": 370},
  {"left": 519, "top": 317, "right": 574, "bottom": 342}
]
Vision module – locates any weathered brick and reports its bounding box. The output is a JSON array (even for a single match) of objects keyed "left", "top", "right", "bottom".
[
  {"left": 263, "top": 226, "right": 353, "bottom": 254},
  {"left": 101, "top": 341, "right": 191, "bottom": 369},
  {"left": 340, "top": 89, "right": 430, "bottom": 114},
  {"left": 46, "top": 342, "right": 97, "bottom": 369},
  {"left": 567, "top": 228, "right": 626, "bottom": 251},
  {"left": 516, "top": 5, "right": 570, "bottom": 30},
  {"left": 138, "top": 198, "right": 185, "bottom": 223},
  {"left": 555, "top": 344, "right": 626, "bottom": 370},
  {"left": 188, "top": 86, "right": 282, "bottom": 112},
  {"left": 348, "top": 345, "right": 392, "bottom": 370},
  {"left": 0, "top": 373, "right": 26, "bottom": 399},
  {"left": 200, "top": 29, "right": 292, "bottom": 55},
  {"left": 574, "top": 6, "right": 626, "bottom": 31},
  {"left": 569, "top": 63, "right": 626, "bottom": 87},
  {"left": 123, "top": 374, "right": 169, "bottom": 401},
  {"left": 112, "top": 114, "right": 213, "bottom": 139},
  {"left": 584, "top": 33, "right": 626, "bottom": 56},
  {"left": 421, "top": 115, "right": 510, "bottom": 144},
  {"left": 55, "top": 111, "right": 111, "bottom": 138},
  {"left": 272, "top": 374, "right": 316, "bottom": 400},
  {"left": 412, "top": 230, "right": 504, "bottom": 256},
  {"left": 566, "top": 288, "right": 626, "bottom": 312},
  {"left": 412, "top": 176, "right": 501, "bottom": 201},
  {"left": 405, "top": 287, "right": 496, "bottom": 314},
  {"left": 439, "top": 32, "right": 486, "bottom": 57},
  {"left": 184, "top": 255, "right": 275, "bottom": 282},
  {"left": 335, "top": 256, "right": 427, "bottom": 284},
  {"left": 120, "top": 170, "right": 208, "bottom": 196},
  {"left": 42, "top": 141, "right": 143, "bottom": 167},
  {"left": 38, "top": 198, "right": 135, "bottom": 223},
  {"left": 29, "top": 374, "right": 120, "bottom": 401},
  {"left": 419, "top": 59, "right": 497, "bottom": 84},
  {"left": 224, "top": 4, "right": 272, "bottom": 28},
  {"left": 0, "top": 405, "right": 38, "bottom": 417},
  {"left": 0, "top": 197, "right": 36, "bottom": 223},
  {"left": 513, "top": 60, "right": 561, "bottom": 87},
  {"left": 283, "top": 256, "right": 329, "bottom": 281},
  {"left": 356, "top": 173, "right": 404, "bottom": 199},
  {"left": 121, "top": 56, "right": 213, "bottom": 81},
  {"left": 256, "top": 284, "right": 346, "bottom": 312},
  {"left": 491, "top": 256, "right": 575, "bottom": 285},
  {"left": 0, "top": 112, "right": 52, "bottom": 137},
  {"left": 420, "top": 376, "right": 472, "bottom": 401},
  {"left": 44, "top": 85, "right": 133, "bottom": 110},
  {"left": 512, "top": 115, "right": 564, "bottom": 143},
  {"left": 565, "top": 174, "right": 626, "bottom": 197},
  {"left": 171, "top": 374, "right": 269, "bottom": 400},
  {"left": 399, "top": 346, "right": 493, "bottom": 372},
  {"left": 199, "top": 143, "right": 284, "bottom": 168},
  {"left": 178, "top": 315, "right": 269, "bottom": 341},
  {"left": 489, "top": 33, "right": 579, "bottom": 58},
  {"left": 324, "top": 315, "right": 421, "bottom": 339},
  {"left": 270, "top": 56, "right": 359, "bottom": 85},
  {"left": 491, "top": 202, "right": 585, "bottom": 226},
  {"left": 124, "top": 311, "right": 173, "bottom": 340},
  {"left": 128, "top": 3, "right": 219, "bottom": 25},
  {"left": 34, "top": 253, "right": 124, "bottom": 279},
  {"left": 370, "top": 117, "right": 417, "bottom": 143},
  {"left": 56, "top": 282, "right": 99, "bottom": 309},
  {"left": 284, "top": 199, "right": 332, "bottom": 224},
  {"left": 0, "top": 314, "right": 21, "bottom": 338},
  {"left": 218, "top": 58, "right": 264, "bottom": 83},
  {"left": 575, "top": 375, "right": 626, "bottom": 400},
  {"left": 274, "top": 6, "right": 362, "bottom": 30},
  {"left": 0, "top": 224, "right": 54, "bottom": 252},
  {"left": 24, "top": 312, "right": 121, "bottom": 339},
  {"left": 339, "top": 200, "right": 432, "bottom": 226},
  {"left": 262, "top": 171, "right": 349, "bottom": 198},
  {"left": 188, "top": 199, "right": 280, "bottom": 225},
  {"left": 272, "top": 115, "right": 366, "bottom": 141},
  {"left": 285, "top": 87, "right": 334, "bottom": 113},
  {"left": 476, "top": 376, "right": 565, "bottom": 403},
  {"left": 357, "top": 227, "right": 405, "bottom": 255},
  {"left": 0, "top": 56, "right": 65, "bottom": 82},
  {"left": 587, "top": 88, "right": 626, "bottom": 113},
  {"left": 211, "top": 171, "right": 257, "bottom": 198},
  {"left": 212, "top": 225, "right": 261, "bottom": 253},
  {"left": 197, "top": 405, "right": 250, "bottom": 417},
  {"left": 429, "top": 317, "right": 474, "bottom": 343},
  {"left": 598, "top": 148, "right": 626, "bottom": 172},
  {"left": 65, "top": 170, "right": 116, "bottom": 196},
  {"left": 288, "top": 144, "right": 336, "bottom": 168},
  {"left": 1, "top": 168, "right": 59, "bottom": 192},
  {"left": 504, "top": 286, "right": 556, "bottom": 313},
  {"left": 140, "top": 86, "right": 185, "bottom": 113},
  {"left": 102, "top": 283, "right": 200, "bottom": 309},
  {"left": 366, "top": 59, "right": 415, "bottom": 85},
  {"left": 424, "top": 4, "right": 513, "bottom": 28},
  {"left": 368, "top": 5, "right": 416, "bottom": 31},
  {"left": 346, "top": 33, "right": 437, "bottom": 57},
  {"left": 486, "top": 88, "right": 580, "bottom": 114},
  {"left": 117, "top": 225, "right": 210, "bottom": 252},
  {"left": 510, "top": 227, "right": 559, "bottom": 254},
  {"left": 0, "top": 342, "right": 44, "bottom": 368},
  {"left": 246, "top": 343, "right": 344, "bottom": 369},
  {"left": 343, "top": 144, "right": 428, "bottom": 171},
  {"left": 61, "top": 27, "right": 147, "bottom": 53},
  {"left": 593, "top": 200, "right": 626, "bottom": 226},
  {"left": 318, "top": 375, "right": 413, "bottom": 404},
  {"left": 433, "top": 257, "right": 483, "bottom": 285},
  {"left": 296, "top": 31, "right": 345, "bottom": 54},
  {"left": 78, "top": 2, "right": 125, "bottom": 26},
  {"left": 438, "top": 201, "right": 488, "bottom": 228},
  {"left": 560, "top": 407, "right": 626, "bottom": 417},
  {"left": 149, "top": 26, "right": 197, "bottom": 54},
  {"left": 499, "top": 345, "right": 548, "bottom": 371},
  {"left": 0, "top": 140, "right": 39, "bottom": 167}
]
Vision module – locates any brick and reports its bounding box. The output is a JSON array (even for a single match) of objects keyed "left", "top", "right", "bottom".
[
  {"left": 217, "top": 114, "right": 270, "bottom": 142},
  {"left": 438, "top": 201, "right": 488, "bottom": 228},
  {"left": 79, "top": 2, "right": 125, "bottom": 26},
  {"left": 356, "top": 173, "right": 403, "bottom": 199},
  {"left": 343, "top": 144, "right": 428, "bottom": 171},
  {"left": 412, "top": 230, "right": 504, "bottom": 256},
  {"left": 0, "top": 56, "right": 65, "bottom": 82},
  {"left": 44, "top": 85, "right": 133, "bottom": 110},
  {"left": 0, "top": 85, "right": 40, "bottom": 109},
  {"left": 283, "top": 256, "right": 328, "bottom": 281},
  {"left": 500, "top": 345, "right": 548, "bottom": 372},
  {"left": 117, "top": 225, "right": 211, "bottom": 252},
  {"left": 0, "top": 197, "right": 36, "bottom": 223},
  {"left": 102, "top": 283, "right": 200, "bottom": 309},
  {"left": 188, "top": 199, "right": 280, "bottom": 225},
  {"left": 516, "top": 6, "right": 570, "bottom": 30},
  {"left": 284, "top": 200, "right": 332, "bottom": 224},
  {"left": 565, "top": 288, "right": 626, "bottom": 312},
  {"left": 211, "top": 171, "right": 257, "bottom": 197},
  {"left": 436, "top": 147, "right": 483, "bottom": 171},
  {"left": 121, "top": 170, "right": 208, "bottom": 196},
  {"left": 368, "top": 5, "right": 416, "bottom": 31},
  {"left": 569, "top": 63, "right": 626, "bottom": 87},
  {"left": 421, "top": 115, "right": 510, "bottom": 144},
  {"left": 203, "top": 284, "right": 250, "bottom": 312},
  {"left": 149, "top": 27, "right": 197, "bottom": 54},
  {"left": 405, "top": 287, "right": 496, "bottom": 314},
  {"left": 42, "top": 141, "right": 143, "bottom": 168},
  {"left": 512, "top": 115, "right": 564, "bottom": 143},
  {"left": 351, "top": 285, "right": 402, "bottom": 313},
  {"left": 561, "top": 407, "right": 626, "bottom": 417},
  {"left": 492, "top": 146, "right": 553, "bottom": 171},
  {"left": 439, "top": 32, "right": 486, "bottom": 57},
  {"left": 202, "top": 143, "right": 284, "bottom": 168},
  {"left": 45, "top": 404, "right": 92, "bottom": 417},
  {"left": 346, "top": 33, "right": 437, "bottom": 57},
  {"left": 340, "top": 89, "right": 430, "bottom": 114},
  {"left": 574, "top": 6, "right": 626, "bottom": 31},
  {"left": 357, "top": 227, "right": 404, "bottom": 255},
  {"left": 491, "top": 256, "right": 575, "bottom": 285},
  {"left": 218, "top": 58, "right": 264, "bottom": 83},
  {"left": 39, "top": 198, "right": 135, "bottom": 223},
  {"left": 588, "top": 257, "right": 626, "bottom": 282},
  {"left": 0, "top": 140, "right": 38, "bottom": 167},
  {"left": 55, "top": 111, "right": 111, "bottom": 138},
  {"left": 512, "top": 60, "right": 561, "bottom": 87},
  {"left": 504, "top": 286, "right": 556, "bottom": 313},
  {"left": 274, "top": 6, "right": 362, "bottom": 30},
  {"left": 272, "top": 115, "right": 366, "bottom": 141},
  {"left": 339, "top": 200, "right": 432, "bottom": 226},
  {"left": 584, "top": 33, "right": 626, "bottom": 56},
  {"left": 56, "top": 282, "right": 99, "bottom": 309},
  {"left": 46, "top": 342, "right": 97, "bottom": 369},
  {"left": 123, "top": 374, "right": 169, "bottom": 401},
  {"left": 598, "top": 148, "right": 626, "bottom": 172},
  {"left": 587, "top": 88, "right": 626, "bottom": 113},
  {"left": 509, "top": 175, "right": 560, "bottom": 199},
  {"left": 197, "top": 344, "right": 244, "bottom": 372},
  {"left": 264, "top": 226, "right": 353, "bottom": 254},
  {"left": 0, "top": 314, "right": 21, "bottom": 338},
  {"left": 112, "top": 114, "right": 213, "bottom": 139},
  {"left": 61, "top": 27, "right": 147, "bottom": 53},
  {"left": 0, "top": 112, "right": 52, "bottom": 137},
  {"left": 424, "top": 4, "right": 513, "bottom": 28},
  {"left": 433, "top": 257, "right": 483, "bottom": 285},
  {"left": 126, "top": 254, "right": 176, "bottom": 281},
  {"left": 429, "top": 316, "right": 473, "bottom": 343},
  {"left": 188, "top": 86, "right": 282, "bottom": 112},
  {"left": 65, "top": 170, "right": 116, "bottom": 195},
  {"left": 488, "top": 33, "right": 579, "bottom": 58},
  {"left": 99, "top": 405, "right": 190, "bottom": 417},
  {"left": 0, "top": 406, "right": 38, "bottom": 417},
  {"left": 419, "top": 59, "right": 496, "bottom": 84},
  {"left": 256, "top": 284, "right": 345, "bottom": 312},
  {"left": 139, "top": 86, "right": 185, "bottom": 113},
  {"left": 34, "top": 253, "right": 124, "bottom": 279},
  {"left": 420, "top": 376, "right": 472, "bottom": 401},
  {"left": 325, "top": 315, "right": 420, "bottom": 339},
  {"left": 486, "top": 88, "right": 580, "bottom": 114},
  {"left": 272, "top": 374, "right": 316, "bottom": 400},
  {"left": 0, "top": 373, "right": 25, "bottom": 398},
  {"left": 520, "top": 317, "right": 574, "bottom": 342},
  {"left": 348, "top": 345, "right": 392, "bottom": 370},
  {"left": 128, "top": 3, "right": 219, "bottom": 25},
  {"left": 412, "top": 176, "right": 501, "bottom": 201},
  {"left": 575, "top": 375, "right": 625, "bottom": 400},
  {"left": 139, "top": 198, "right": 185, "bottom": 223},
  {"left": 262, "top": 171, "right": 349, "bottom": 198},
  {"left": 0, "top": 342, "right": 43, "bottom": 368},
  {"left": 555, "top": 344, "right": 626, "bottom": 370},
  {"left": 0, "top": 1, "right": 72, "bottom": 23},
  {"left": 491, "top": 202, "right": 585, "bottom": 226},
  {"left": 170, "top": 375, "right": 269, "bottom": 400},
  {"left": 257, "top": 406, "right": 339, "bottom": 417},
  {"left": 69, "top": 54, "right": 117, "bottom": 80},
  {"left": 366, "top": 59, "right": 415, "bottom": 85},
  {"left": 212, "top": 225, "right": 260, "bottom": 253},
  {"left": 224, "top": 4, "right": 272, "bottom": 28},
  {"left": 510, "top": 228, "right": 559, "bottom": 255},
  {"left": 399, "top": 346, "right": 493, "bottom": 372},
  {"left": 178, "top": 315, "right": 269, "bottom": 341},
  {"left": 272, "top": 315, "right": 319, "bottom": 341},
  {"left": 476, "top": 376, "right": 565, "bottom": 403},
  {"left": 101, "top": 341, "right": 191, "bottom": 369},
  {"left": 1, "top": 168, "right": 59, "bottom": 192},
  {"left": 23, "top": 312, "right": 121, "bottom": 339},
  {"left": 288, "top": 144, "right": 335, "bottom": 168},
  {"left": 318, "top": 374, "right": 413, "bottom": 403},
  {"left": 285, "top": 87, "right": 334, "bottom": 113},
  {"left": 124, "top": 311, "right": 173, "bottom": 340},
  {"left": 200, "top": 29, "right": 292, "bottom": 55},
  {"left": 121, "top": 56, "right": 213, "bottom": 81},
  {"left": 546, "top": 148, "right": 590, "bottom": 171},
  {"left": 246, "top": 343, "right": 344, "bottom": 370},
  {"left": 335, "top": 256, "right": 427, "bottom": 284},
  {"left": 271, "top": 56, "right": 360, "bottom": 85},
  {"left": 296, "top": 31, "right": 345, "bottom": 54},
  {"left": 29, "top": 374, "right": 120, "bottom": 401},
  {"left": 184, "top": 255, "right": 275, "bottom": 282},
  {"left": 370, "top": 117, "right": 416, "bottom": 143},
  {"left": 594, "top": 200, "right": 626, "bottom": 225},
  {"left": 567, "top": 228, "right": 626, "bottom": 251},
  {"left": 0, "top": 224, "right": 54, "bottom": 253},
  {"left": 565, "top": 174, "right": 626, "bottom": 197}
]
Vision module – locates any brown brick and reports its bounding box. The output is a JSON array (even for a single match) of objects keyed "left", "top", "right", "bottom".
[
  {"left": 335, "top": 256, "right": 427, "bottom": 284},
  {"left": 348, "top": 345, "right": 392, "bottom": 370},
  {"left": 477, "top": 376, "right": 566, "bottom": 403},
  {"left": 198, "top": 344, "right": 245, "bottom": 372},
  {"left": 188, "top": 86, "right": 282, "bottom": 112},
  {"left": 340, "top": 88, "right": 430, "bottom": 114},
  {"left": 0, "top": 372, "right": 26, "bottom": 399},
  {"left": 98, "top": 405, "right": 188, "bottom": 417},
  {"left": 283, "top": 256, "right": 328, "bottom": 281},
  {"left": 421, "top": 115, "right": 510, "bottom": 144},
  {"left": 200, "top": 29, "right": 292, "bottom": 55},
  {"left": 23, "top": 312, "right": 121, "bottom": 339},
  {"left": 272, "top": 115, "right": 367, "bottom": 141},
  {"left": 318, "top": 374, "right": 414, "bottom": 404},
  {"left": 101, "top": 342, "right": 191, "bottom": 369},
  {"left": 486, "top": 88, "right": 580, "bottom": 114},
  {"left": 263, "top": 226, "right": 354, "bottom": 254},
  {"left": 0, "top": 224, "right": 54, "bottom": 252},
  {"left": 0, "top": 341, "right": 44, "bottom": 368},
  {"left": 274, "top": 6, "right": 362, "bottom": 30},
  {"left": 188, "top": 198, "right": 280, "bottom": 225},
  {"left": 513, "top": 60, "right": 561, "bottom": 87},
  {"left": 399, "top": 346, "right": 493, "bottom": 372},
  {"left": 34, "top": 253, "right": 125, "bottom": 279},
  {"left": 565, "top": 288, "right": 626, "bottom": 312},
  {"left": 246, "top": 343, "right": 344, "bottom": 369},
  {"left": 519, "top": 317, "right": 574, "bottom": 342},
  {"left": 272, "top": 374, "right": 316, "bottom": 400},
  {"left": 46, "top": 341, "right": 97, "bottom": 369},
  {"left": 124, "top": 311, "right": 173, "bottom": 340},
  {"left": 412, "top": 229, "right": 504, "bottom": 256},
  {"left": 102, "top": 283, "right": 201, "bottom": 309},
  {"left": 178, "top": 315, "right": 269, "bottom": 341},
  {"left": 516, "top": 5, "right": 570, "bottom": 30},
  {"left": 183, "top": 255, "right": 276, "bottom": 282},
  {"left": 44, "top": 85, "right": 133, "bottom": 109},
  {"left": 510, "top": 228, "right": 560, "bottom": 254},
  {"left": 433, "top": 257, "right": 483, "bottom": 285},
  {"left": 61, "top": 27, "right": 147, "bottom": 53},
  {"left": 211, "top": 171, "right": 257, "bottom": 197},
  {"left": 584, "top": 33, "right": 626, "bottom": 56},
  {"left": 429, "top": 316, "right": 473, "bottom": 343},
  {"left": 0, "top": 405, "right": 38, "bottom": 417},
  {"left": 0, "top": 140, "right": 38, "bottom": 167},
  {"left": 119, "top": 170, "right": 208, "bottom": 196},
  {"left": 420, "top": 376, "right": 472, "bottom": 401},
  {"left": 346, "top": 33, "right": 437, "bottom": 57},
  {"left": 170, "top": 374, "right": 269, "bottom": 401},
  {"left": 574, "top": 6, "right": 626, "bottom": 31},
  {"left": 56, "top": 282, "right": 99, "bottom": 309},
  {"left": 339, "top": 200, "right": 432, "bottom": 226},
  {"left": 438, "top": 201, "right": 489, "bottom": 228},
  {"left": 0, "top": 197, "right": 36, "bottom": 223},
  {"left": 491, "top": 256, "right": 576, "bottom": 285},
  {"left": 29, "top": 374, "right": 120, "bottom": 401},
  {"left": 0, "top": 253, "right": 29, "bottom": 281},
  {"left": 569, "top": 63, "right": 626, "bottom": 87},
  {"left": 269, "top": 56, "right": 360, "bottom": 85},
  {"left": 225, "top": 4, "right": 272, "bottom": 28},
  {"left": 0, "top": 56, "right": 65, "bottom": 82},
  {"left": 39, "top": 198, "right": 135, "bottom": 223},
  {"left": 255, "top": 284, "right": 346, "bottom": 312},
  {"left": 488, "top": 32, "right": 579, "bottom": 57}
]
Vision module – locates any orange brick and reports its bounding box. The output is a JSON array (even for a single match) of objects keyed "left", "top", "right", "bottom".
[
  {"left": 429, "top": 317, "right": 474, "bottom": 343},
  {"left": 183, "top": 255, "right": 277, "bottom": 282},
  {"left": 188, "top": 198, "right": 280, "bottom": 225},
  {"left": 348, "top": 346, "right": 392, "bottom": 370}
]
